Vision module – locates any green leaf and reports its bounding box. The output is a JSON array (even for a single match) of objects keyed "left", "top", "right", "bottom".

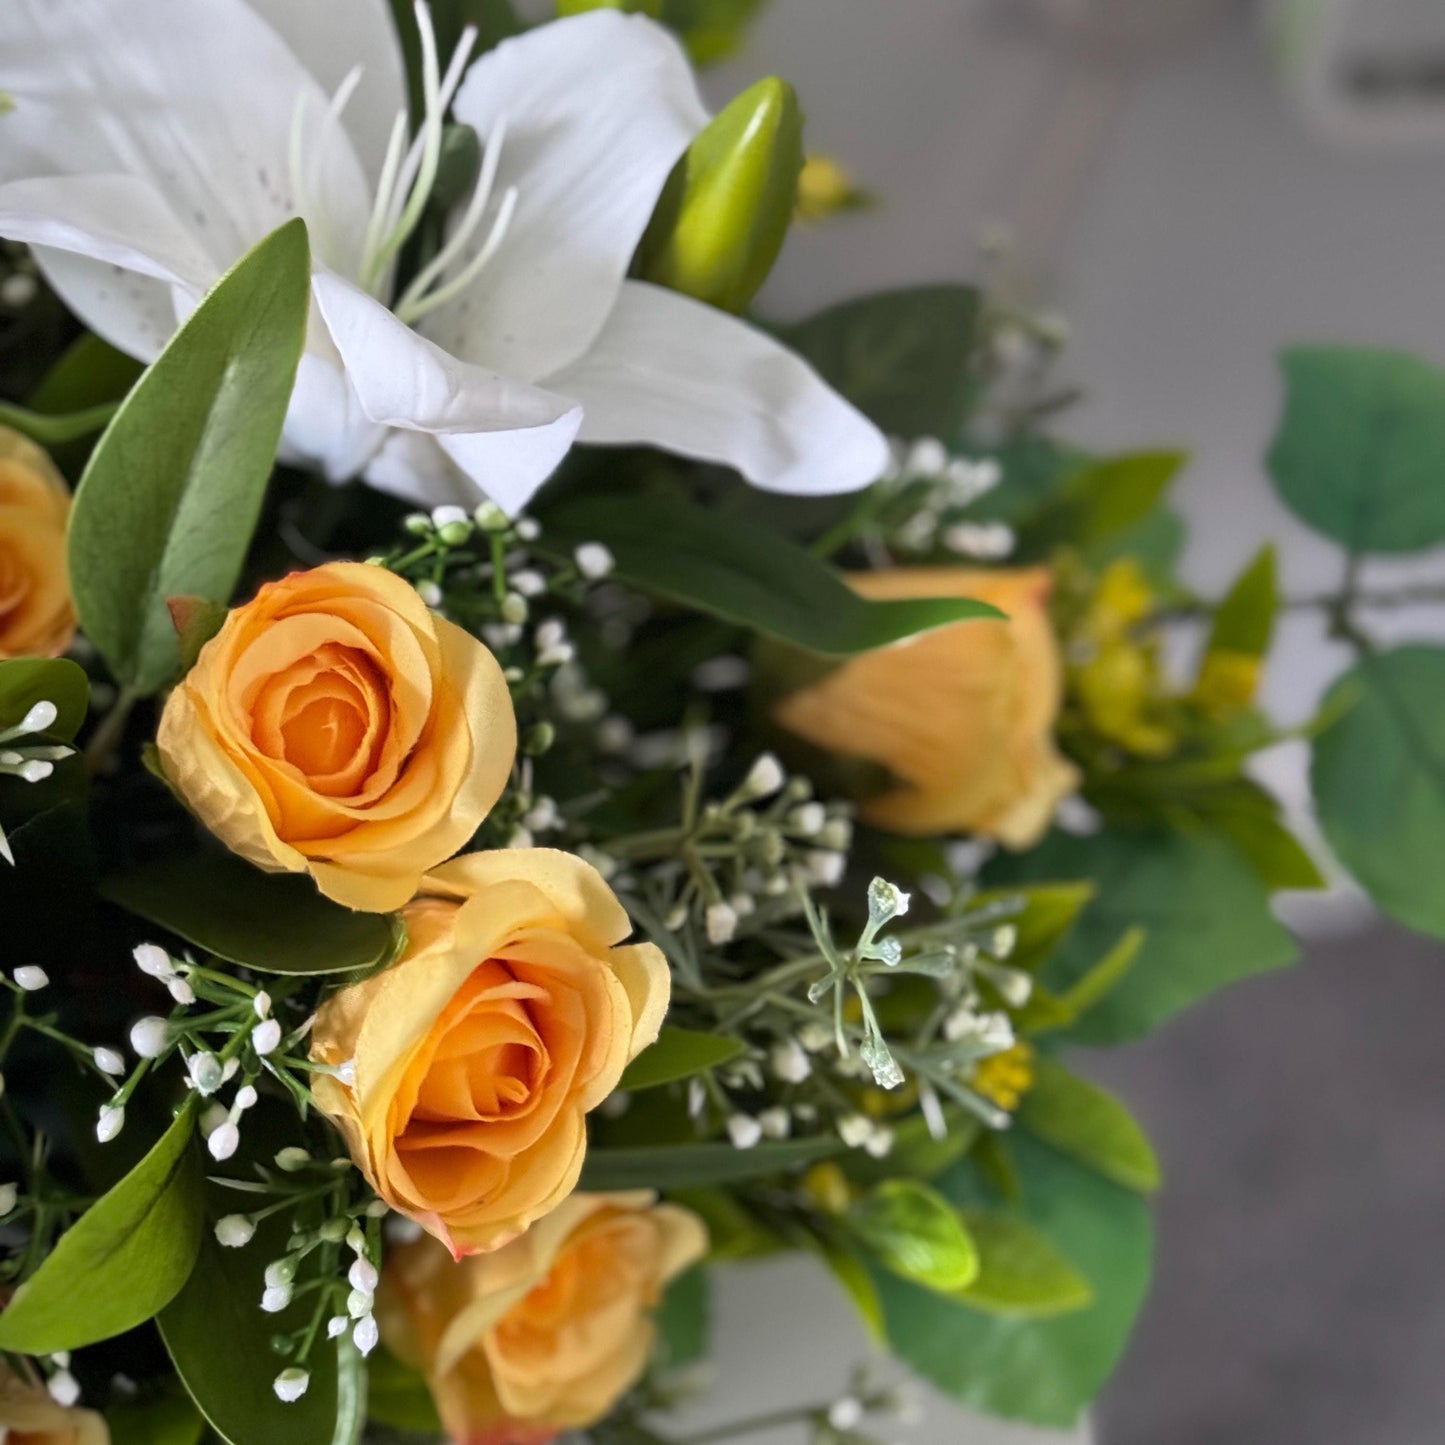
[
  {"left": 102, "top": 850, "right": 406, "bottom": 976},
  {"left": 954, "top": 1210, "right": 1094, "bottom": 1319},
  {"left": 167, "top": 595, "right": 229, "bottom": 675},
  {"left": 619, "top": 1026, "right": 746, "bottom": 1091},
  {"left": 1018, "top": 1057, "right": 1160, "bottom": 1193},
  {"left": 1027, "top": 451, "right": 1185, "bottom": 554},
  {"left": 0, "top": 398, "right": 121, "bottom": 446},
  {"left": 579, "top": 1134, "right": 842, "bottom": 1191},
  {"left": 874, "top": 1135, "right": 1153, "bottom": 1428},
  {"left": 1311, "top": 646, "right": 1445, "bottom": 936},
  {"left": 0, "top": 656, "right": 89, "bottom": 740},
  {"left": 161, "top": 1190, "right": 350, "bottom": 1445},
  {"left": 107, "top": 1384, "right": 207, "bottom": 1445},
  {"left": 1268, "top": 346, "right": 1445, "bottom": 553},
  {"left": 777, "top": 285, "right": 981, "bottom": 438},
  {"left": 985, "top": 828, "right": 1298, "bottom": 1044},
  {"left": 654, "top": 1266, "right": 710, "bottom": 1370},
  {"left": 1207, "top": 545, "right": 1279, "bottom": 661},
  {"left": 29, "top": 332, "right": 143, "bottom": 415},
  {"left": 366, "top": 1349, "right": 442, "bottom": 1435},
  {"left": 1192, "top": 780, "right": 1326, "bottom": 891},
  {"left": 659, "top": 0, "right": 771, "bottom": 64},
  {"left": 847, "top": 1180, "right": 979, "bottom": 1293},
  {"left": 539, "top": 493, "right": 1001, "bottom": 655},
  {"left": 1050, "top": 927, "right": 1144, "bottom": 1028},
  {"left": 969, "top": 882, "right": 1095, "bottom": 974},
  {"left": 804, "top": 1232, "right": 887, "bottom": 1343},
  {"left": 636, "top": 77, "right": 801, "bottom": 314},
  {"left": 0, "top": 1101, "right": 202, "bottom": 1353},
  {"left": 67, "top": 220, "right": 310, "bottom": 694},
  {"left": 562, "top": 0, "right": 662, "bottom": 12}
]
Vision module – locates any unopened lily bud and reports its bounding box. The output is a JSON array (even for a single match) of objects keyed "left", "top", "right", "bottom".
[{"left": 636, "top": 77, "right": 803, "bottom": 314}]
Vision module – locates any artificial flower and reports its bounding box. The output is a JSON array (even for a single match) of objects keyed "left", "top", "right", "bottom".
[
  {"left": 0, "top": 426, "right": 74, "bottom": 659},
  {"left": 0, "top": 1, "right": 888, "bottom": 513},
  {"left": 156, "top": 561, "right": 514, "bottom": 912},
  {"left": 310, "top": 850, "right": 670, "bottom": 1256},
  {"left": 772, "top": 567, "right": 1080, "bottom": 846},
  {"left": 0, "top": 1363, "right": 108, "bottom": 1445},
  {"left": 378, "top": 1191, "right": 707, "bottom": 1445}
]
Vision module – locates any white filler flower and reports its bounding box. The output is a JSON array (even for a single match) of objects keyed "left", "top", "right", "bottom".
[{"left": 0, "top": 2, "right": 886, "bottom": 514}]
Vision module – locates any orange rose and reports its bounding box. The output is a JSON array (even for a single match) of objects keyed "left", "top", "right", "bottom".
[
  {"left": 378, "top": 1192, "right": 707, "bottom": 1444},
  {"left": 157, "top": 561, "right": 515, "bottom": 912},
  {"left": 310, "top": 850, "right": 670, "bottom": 1256},
  {"left": 0, "top": 1364, "right": 107, "bottom": 1444},
  {"left": 0, "top": 427, "right": 74, "bottom": 659},
  {"left": 773, "top": 567, "right": 1079, "bottom": 847}
]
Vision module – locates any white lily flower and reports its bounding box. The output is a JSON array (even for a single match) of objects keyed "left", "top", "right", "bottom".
[{"left": 0, "top": 1, "right": 887, "bottom": 513}]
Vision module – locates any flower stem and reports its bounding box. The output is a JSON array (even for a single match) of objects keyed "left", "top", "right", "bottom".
[{"left": 83, "top": 686, "right": 141, "bottom": 776}]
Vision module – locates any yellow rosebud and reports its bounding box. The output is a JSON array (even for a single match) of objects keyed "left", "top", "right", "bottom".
[
  {"left": 0, "top": 1363, "right": 107, "bottom": 1444},
  {"left": 635, "top": 76, "right": 803, "bottom": 314},
  {"left": 773, "top": 568, "right": 1080, "bottom": 848},
  {"left": 311, "top": 849, "right": 670, "bottom": 1257},
  {"left": 378, "top": 1192, "right": 706, "bottom": 1444},
  {"left": 0, "top": 426, "right": 74, "bottom": 660},
  {"left": 156, "top": 561, "right": 515, "bottom": 912}
]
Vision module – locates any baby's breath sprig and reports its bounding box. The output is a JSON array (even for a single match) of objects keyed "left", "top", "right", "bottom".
[
  {"left": 0, "top": 698, "right": 76, "bottom": 865},
  {"left": 209, "top": 1145, "right": 390, "bottom": 1402}
]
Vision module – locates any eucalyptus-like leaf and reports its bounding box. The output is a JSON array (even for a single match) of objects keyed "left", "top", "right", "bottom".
[
  {"left": 67, "top": 219, "right": 310, "bottom": 695},
  {"left": 0, "top": 1102, "right": 202, "bottom": 1353},
  {"left": 539, "top": 493, "right": 1001, "bottom": 656},
  {"left": 618, "top": 1025, "right": 746, "bottom": 1091},
  {"left": 102, "top": 850, "right": 406, "bottom": 977},
  {"left": 1018, "top": 1057, "right": 1161, "bottom": 1194}
]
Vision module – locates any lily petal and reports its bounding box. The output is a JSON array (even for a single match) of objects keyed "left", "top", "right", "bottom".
[
  {"left": 549, "top": 281, "right": 891, "bottom": 496},
  {"left": 312, "top": 271, "right": 582, "bottom": 512},
  {"left": 0, "top": 0, "right": 373, "bottom": 277},
  {"left": 430, "top": 11, "right": 707, "bottom": 384},
  {"left": 0, "top": 174, "right": 212, "bottom": 359},
  {"left": 245, "top": 0, "right": 406, "bottom": 187}
]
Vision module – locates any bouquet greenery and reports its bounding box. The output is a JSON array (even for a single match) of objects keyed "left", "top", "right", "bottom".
[{"left": 1, "top": 3, "right": 1441, "bottom": 1443}]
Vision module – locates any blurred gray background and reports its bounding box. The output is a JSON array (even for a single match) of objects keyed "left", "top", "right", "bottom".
[{"left": 685, "top": 2, "right": 1445, "bottom": 1441}]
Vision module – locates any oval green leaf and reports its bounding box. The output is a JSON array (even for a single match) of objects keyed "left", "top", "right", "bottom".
[
  {"left": 68, "top": 219, "right": 311, "bottom": 694},
  {"left": 539, "top": 494, "right": 1001, "bottom": 656},
  {"left": 102, "top": 850, "right": 406, "bottom": 976},
  {"left": 1018, "top": 1056, "right": 1161, "bottom": 1194},
  {"left": 1268, "top": 346, "right": 1445, "bottom": 553},
  {"left": 0, "top": 656, "right": 90, "bottom": 741},
  {"left": 107, "top": 1384, "right": 206, "bottom": 1445},
  {"left": 0, "top": 1101, "right": 202, "bottom": 1353},
  {"left": 1311, "top": 646, "right": 1445, "bottom": 937},
  {"left": 619, "top": 1025, "right": 746, "bottom": 1092},
  {"left": 955, "top": 1210, "right": 1094, "bottom": 1319},
  {"left": 847, "top": 1180, "right": 978, "bottom": 1294},
  {"left": 160, "top": 1199, "right": 350, "bottom": 1445}
]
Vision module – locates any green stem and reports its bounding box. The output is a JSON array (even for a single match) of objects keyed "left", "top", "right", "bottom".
[
  {"left": 83, "top": 686, "right": 141, "bottom": 776},
  {"left": 671, "top": 1402, "right": 828, "bottom": 1445}
]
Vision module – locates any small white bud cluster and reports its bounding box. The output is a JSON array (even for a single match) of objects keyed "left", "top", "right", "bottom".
[
  {"left": 0, "top": 701, "right": 74, "bottom": 807},
  {"left": 837, "top": 1113, "right": 895, "bottom": 1159},
  {"left": 573, "top": 541, "right": 615, "bottom": 581},
  {"left": 942, "top": 519, "right": 1015, "bottom": 560},
  {"left": 10, "top": 966, "right": 47, "bottom": 992},
  {"left": 343, "top": 1230, "right": 381, "bottom": 1359},
  {"left": 131, "top": 943, "right": 195, "bottom": 1005},
  {"left": 46, "top": 1354, "right": 80, "bottom": 1408},
  {"left": 203, "top": 1083, "right": 258, "bottom": 1163},
  {"left": 878, "top": 437, "right": 1006, "bottom": 553}
]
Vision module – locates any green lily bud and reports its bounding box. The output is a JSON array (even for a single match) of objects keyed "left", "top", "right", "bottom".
[{"left": 635, "top": 76, "right": 804, "bottom": 314}]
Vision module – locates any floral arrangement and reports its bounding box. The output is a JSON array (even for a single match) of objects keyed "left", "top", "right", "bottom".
[{"left": 1, "top": 2, "right": 1441, "bottom": 1443}]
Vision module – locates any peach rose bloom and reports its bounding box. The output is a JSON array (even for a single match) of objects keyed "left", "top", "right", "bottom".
[
  {"left": 0, "top": 427, "right": 74, "bottom": 659},
  {"left": 773, "top": 567, "right": 1079, "bottom": 847},
  {"left": 378, "top": 1192, "right": 707, "bottom": 1444},
  {"left": 157, "top": 561, "right": 515, "bottom": 912},
  {"left": 311, "top": 850, "right": 670, "bottom": 1256},
  {"left": 0, "top": 1364, "right": 108, "bottom": 1444}
]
